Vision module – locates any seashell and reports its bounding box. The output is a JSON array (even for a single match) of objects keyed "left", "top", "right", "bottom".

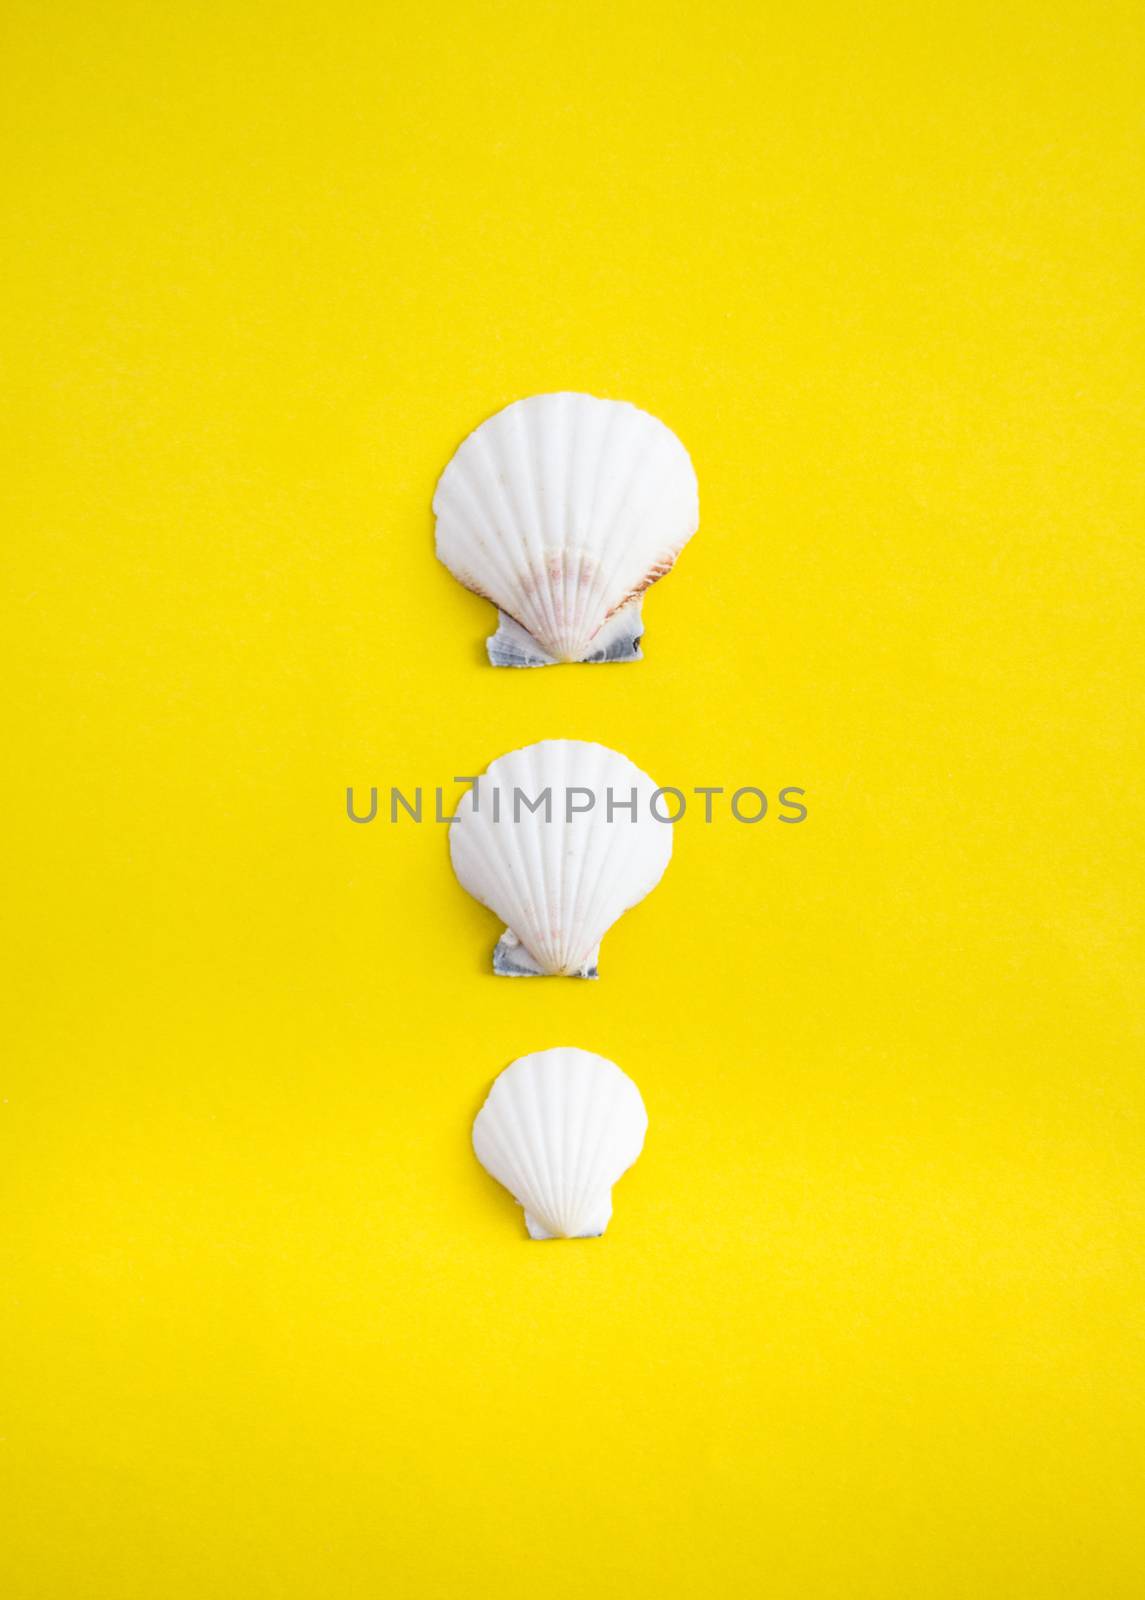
[
  {"left": 449, "top": 739, "right": 673, "bottom": 978},
  {"left": 434, "top": 392, "right": 699, "bottom": 666},
  {"left": 472, "top": 1047, "right": 648, "bottom": 1239}
]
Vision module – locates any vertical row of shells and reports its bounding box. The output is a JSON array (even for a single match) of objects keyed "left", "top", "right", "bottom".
[{"left": 432, "top": 393, "right": 699, "bottom": 1238}]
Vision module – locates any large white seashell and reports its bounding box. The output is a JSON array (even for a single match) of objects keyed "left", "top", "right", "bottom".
[
  {"left": 473, "top": 1048, "right": 648, "bottom": 1239},
  {"left": 449, "top": 740, "right": 673, "bottom": 978},
  {"left": 434, "top": 393, "right": 699, "bottom": 666}
]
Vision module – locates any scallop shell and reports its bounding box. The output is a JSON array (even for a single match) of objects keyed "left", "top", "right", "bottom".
[
  {"left": 449, "top": 740, "right": 673, "bottom": 978},
  {"left": 434, "top": 392, "right": 699, "bottom": 666},
  {"left": 472, "top": 1048, "right": 648, "bottom": 1239}
]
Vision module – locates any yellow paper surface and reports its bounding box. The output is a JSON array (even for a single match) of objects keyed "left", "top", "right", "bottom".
[{"left": 3, "top": 2, "right": 1143, "bottom": 1595}]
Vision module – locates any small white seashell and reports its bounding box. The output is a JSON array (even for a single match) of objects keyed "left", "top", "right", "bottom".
[
  {"left": 449, "top": 739, "right": 673, "bottom": 978},
  {"left": 434, "top": 392, "right": 699, "bottom": 666},
  {"left": 473, "top": 1047, "right": 648, "bottom": 1239}
]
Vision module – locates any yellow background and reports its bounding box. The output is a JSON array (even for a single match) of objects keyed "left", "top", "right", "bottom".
[{"left": 3, "top": 1, "right": 1143, "bottom": 1595}]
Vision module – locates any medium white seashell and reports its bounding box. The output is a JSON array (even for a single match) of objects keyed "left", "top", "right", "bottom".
[
  {"left": 473, "top": 1048, "right": 648, "bottom": 1239},
  {"left": 449, "top": 740, "right": 673, "bottom": 978},
  {"left": 434, "top": 392, "right": 699, "bottom": 666}
]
